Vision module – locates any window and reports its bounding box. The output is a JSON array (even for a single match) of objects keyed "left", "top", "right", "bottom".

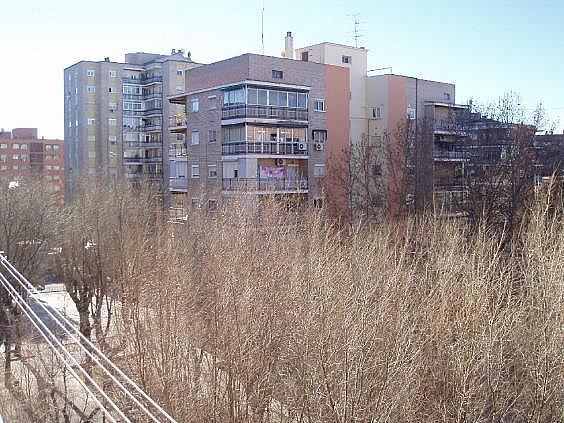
[
  {"left": 109, "top": 70, "right": 117, "bottom": 77},
  {"left": 0, "top": 155, "right": 6, "bottom": 162},
  {"left": 223, "top": 88, "right": 245, "bottom": 106},
  {"left": 12, "top": 154, "right": 19, "bottom": 160},
  {"left": 87, "top": 86, "right": 96, "bottom": 93},
  {"left": 313, "top": 198, "right": 323, "bottom": 209},
  {"left": 0, "top": 144, "right": 7, "bottom": 149},
  {"left": 208, "top": 165, "right": 217, "bottom": 178},
  {"left": 109, "top": 118, "right": 117, "bottom": 126},
  {"left": 272, "top": 70, "right": 283, "bottom": 79},
  {"left": 0, "top": 165, "right": 7, "bottom": 170},
  {"left": 313, "top": 130, "right": 327, "bottom": 143},
  {"left": 407, "top": 107, "right": 416, "bottom": 120},
  {"left": 45, "top": 165, "right": 52, "bottom": 170},
  {"left": 52, "top": 144, "right": 59, "bottom": 151},
  {"left": 372, "top": 106, "right": 382, "bottom": 119},
  {"left": 12, "top": 143, "right": 20, "bottom": 149},
  {"left": 444, "top": 92, "right": 451, "bottom": 101},
  {"left": 191, "top": 131, "right": 200, "bottom": 145},
  {"left": 208, "top": 129, "right": 217, "bottom": 143},
  {"left": 109, "top": 102, "right": 117, "bottom": 111},
  {"left": 208, "top": 95, "right": 217, "bottom": 109},
  {"left": 342, "top": 55, "right": 352, "bottom": 64},
  {"left": 176, "top": 69, "right": 183, "bottom": 76},
  {"left": 108, "top": 86, "right": 117, "bottom": 93},
  {"left": 20, "top": 144, "right": 27, "bottom": 150},
  {"left": 109, "top": 135, "right": 117, "bottom": 144},
  {"left": 88, "top": 151, "right": 96, "bottom": 159},
  {"left": 207, "top": 199, "right": 218, "bottom": 211},
  {"left": 301, "top": 51, "right": 309, "bottom": 61},
  {"left": 191, "top": 98, "right": 199, "bottom": 112},
  {"left": 313, "top": 164, "right": 325, "bottom": 177},
  {"left": 314, "top": 99, "right": 326, "bottom": 112},
  {"left": 53, "top": 165, "right": 60, "bottom": 171},
  {"left": 191, "top": 165, "right": 200, "bottom": 178},
  {"left": 191, "top": 198, "right": 200, "bottom": 209},
  {"left": 87, "top": 69, "right": 95, "bottom": 77},
  {"left": 87, "top": 118, "right": 96, "bottom": 126},
  {"left": 88, "top": 135, "right": 96, "bottom": 141}
]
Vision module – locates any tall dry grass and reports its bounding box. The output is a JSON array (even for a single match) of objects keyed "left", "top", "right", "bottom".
[{"left": 110, "top": 193, "right": 563, "bottom": 422}]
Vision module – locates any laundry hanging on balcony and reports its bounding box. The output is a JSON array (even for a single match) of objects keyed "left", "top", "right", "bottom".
[{"left": 259, "top": 166, "right": 286, "bottom": 179}]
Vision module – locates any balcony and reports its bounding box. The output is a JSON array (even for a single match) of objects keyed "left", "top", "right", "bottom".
[
  {"left": 222, "top": 142, "right": 308, "bottom": 156},
  {"left": 168, "top": 116, "right": 188, "bottom": 133},
  {"left": 222, "top": 105, "right": 308, "bottom": 122},
  {"left": 122, "top": 75, "right": 163, "bottom": 85},
  {"left": 434, "top": 120, "right": 467, "bottom": 135},
  {"left": 124, "top": 156, "right": 163, "bottom": 165},
  {"left": 169, "top": 177, "right": 187, "bottom": 191},
  {"left": 433, "top": 150, "right": 469, "bottom": 161},
  {"left": 140, "top": 123, "right": 162, "bottom": 132},
  {"left": 222, "top": 177, "right": 308, "bottom": 193},
  {"left": 124, "top": 141, "right": 162, "bottom": 149}
]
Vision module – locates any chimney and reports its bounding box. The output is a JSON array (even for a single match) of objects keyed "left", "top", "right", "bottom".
[
  {"left": 171, "top": 48, "right": 176, "bottom": 54},
  {"left": 104, "top": 57, "right": 110, "bottom": 62},
  {"left": 285, "top": 31, "right": 294, "bottom": 59}
]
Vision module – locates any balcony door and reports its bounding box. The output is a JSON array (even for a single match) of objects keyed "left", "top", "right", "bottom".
[{"left": 287, "top": 164, "right": 298, "bottom": 189}]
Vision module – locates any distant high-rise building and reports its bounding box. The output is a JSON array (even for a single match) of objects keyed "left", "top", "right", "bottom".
[
  {"left": 0, "top": 128, "right": 64, "bottom": 197},
  {"left": 64, "top": 50, "right": 200, "bottom": 202}
]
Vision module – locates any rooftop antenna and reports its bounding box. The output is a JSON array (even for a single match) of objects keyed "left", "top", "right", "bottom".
[
  {"left": 348, "top": 13, "right": 363, "bottom": 47},
  {"left": 261, "top": 0, "right": 265, "bottom": 54}
]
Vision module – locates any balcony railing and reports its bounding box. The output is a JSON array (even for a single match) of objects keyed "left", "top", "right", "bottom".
[
  {"left": 433, "top": 150, "right": 469, "bottom": 160},
  {"left": 169, "top": 177, "right": 188, "bottom": 190},
  {"left": 122, "top": 76, "right": 163, "bottom": 85},
  {"left": 222, "top": 177, "right": 308, "bottom": 192},
  {"left": 222, "top": 142, "right": 308, "bottom": 156},
  {"left": 141, "top": 124, "right": 162, "bottom": 132},
  {"left": 124, "top": 141, "right": 162, "bottom": 149},
  {"left": 124, "top": 156, "right": 162, "bottom": 165},
  {"left": 222, "top": 105, "right": 308, "bottom": 121},
  {"left": 169, "top": 116, "right": 188, "bottom": 127},
  {"left": 434, "top": 120, "right": 467, "bottom": 133}
]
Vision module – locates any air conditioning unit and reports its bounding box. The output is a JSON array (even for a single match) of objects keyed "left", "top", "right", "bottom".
[
  {"left": 314, "top": 142, "right": 324, "bottom": 151},
  {"left": 298, "top": 142, "right": 307, "bottom": 151},
  {"left": 275, "top": 158, "right": 285, "bottom": 166}
]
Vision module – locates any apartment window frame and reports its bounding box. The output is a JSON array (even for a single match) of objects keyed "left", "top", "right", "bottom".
[
  {"left": 272, "top": 70, "right": 284, "bottom": 79},
  {"left": 191, "top": 164, "right": 200, "bottom": 178},
  {"left": 108, "top": 118, "right": 117, "bottom": 126},
  {"left": 341, "top": 55, "right": 352, "bottom": 64},
  {"left": 86, "top": 86, "right": 96, "bottom": 93},
  {"left": 108, "top": 86, "right": 117, "bottom": 93},
  {"left": 87, "top": 118, "right": 96, "bottom": 126},
  {"left": 191, "top": 131, "right": 200, "bottom": 145},
  {"left": 208, "top": 95, "right": 217, "bottom": 110},
  {"left": 208, "top": 129, "right": 217, "bottom": 143},
  {"left": 313, "top": 164, "right": 326, "bottom": 177},
  {"left": 87, "top": 69, "right": 95, "bottom": 77},
  {"left": 191, "top": 98, "right": 199, "bottom": 112},
  {"left": 314, "top": 99, "right": 326, "bottom": 112},
  {"left": 208, "top": 164, "right": 218, "bottom": 179},
  {"left": 109, "top": 70, "right": 118, "bottom": 78},
  {"left": 207, "top": 199, "right": 218, "bottom": 212},
  {"left": 176, "top": 69, "right": 183, "bottom": 76},
  {"left": 372, "top": 106, "right": 383, "bottom": 119}
]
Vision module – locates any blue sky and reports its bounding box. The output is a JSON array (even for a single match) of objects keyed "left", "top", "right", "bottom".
[{"left": 1, "top": 0, "right": 563, "bottom": 138}]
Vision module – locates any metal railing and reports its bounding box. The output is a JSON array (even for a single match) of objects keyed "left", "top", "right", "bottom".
[
  {"left": 433, "top": 150, "right": 469, "bottom": 160},
  {"left": 168, "top": 116, "right": 188, "bottom": 127},
  {"left": 222, "top": 142, "right": 308, "bottom": 156},
  {"left": 169, "top": 177, "right": 187, "bottom": 190},
  {"left": 222, "top": 105, "right": 308, "bottom": 121},
  {"left": 434, "top": 120, "right": 467, "bottom": 133},
  {"left": 124, "top": 156, "right": 162, "bottom": 164},
  {"left": 222, "top": 177, "right": 308, "bottom": 192}
]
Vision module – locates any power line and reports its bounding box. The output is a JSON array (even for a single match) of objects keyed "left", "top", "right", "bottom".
[
  {"left": 0, "top": 272, "right": 124, "bottom": 422},
  {"left": 0, "top": 254, "right": 178, "bottom": 422}
]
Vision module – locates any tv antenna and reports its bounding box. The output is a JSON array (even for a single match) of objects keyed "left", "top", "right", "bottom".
[
  {"left": 348, "top": 13, "right": 363, "bottom": 47},
  {"left": 261, "top": 0, "right": 265, "bottom": 54}
]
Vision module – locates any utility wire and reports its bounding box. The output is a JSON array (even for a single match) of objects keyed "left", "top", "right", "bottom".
[
  {"left": 0, "top": 254, "right": 178, "bottom": 423},
  {"left": 0, "top": 272, "right": 124, "bottom": 422}
]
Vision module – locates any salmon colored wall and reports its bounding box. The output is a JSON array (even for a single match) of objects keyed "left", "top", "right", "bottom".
[{"left": 324, "top": 64, "right": 350, "bottom": 222}]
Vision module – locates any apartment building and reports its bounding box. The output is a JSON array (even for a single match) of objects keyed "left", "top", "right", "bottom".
[
  {"left": 64, "top": 49, "right": 200, "bottom": 202},
  {"left": 167, "top": 52, "right": 350, "bottom": 212},
  {"left": 295, "top": 42, "right": 368, "bottom": 147},
  {"left": 0, "top": 128, "right": 64, "bottom": 195}
]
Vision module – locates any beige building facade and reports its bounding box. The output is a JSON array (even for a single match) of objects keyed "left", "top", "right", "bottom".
[{"left": 64, "top": 50, "right": 200, "bottom": 202}]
